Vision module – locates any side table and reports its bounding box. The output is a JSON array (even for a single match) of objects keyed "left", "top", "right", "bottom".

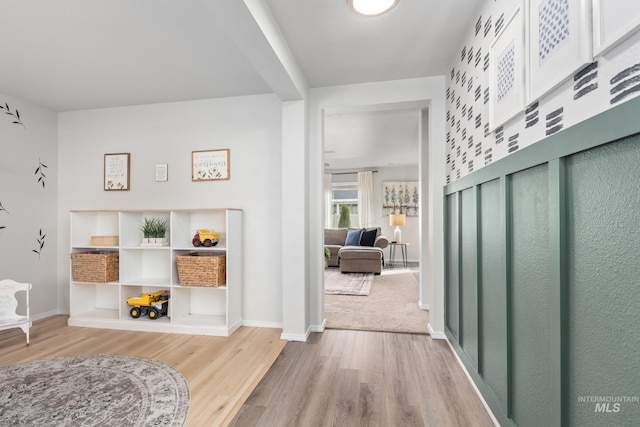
[{"left": 388, "top": 242, "right": 409, "bottom": 268}]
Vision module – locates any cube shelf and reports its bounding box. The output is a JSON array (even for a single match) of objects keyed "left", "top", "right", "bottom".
[{"left": 68, "top": 209, "right": 242, "bottom": 336}]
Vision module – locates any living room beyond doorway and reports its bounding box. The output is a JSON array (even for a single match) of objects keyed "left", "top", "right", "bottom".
[{"left": 323, "top": 260, "right": 428, "bottom": 334}]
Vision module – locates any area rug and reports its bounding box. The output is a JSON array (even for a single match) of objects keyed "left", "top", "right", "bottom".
[
  {"left": 0, "top": 354, "right": 190, "bottom": 426},
  {"left": 325, "top": 269, "right": 429, "bottom": 334},
  {"left": 324, "top": 268, "right": 374, "bottom": 296}
]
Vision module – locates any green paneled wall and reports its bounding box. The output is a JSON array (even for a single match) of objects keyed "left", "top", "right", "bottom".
[
  {"left": 445, "top": 194, "right": 459, "bottom": 339},
  {"left": 510, "top": 165, "right": 552, "bottom": 427},
  {"left": 566, "top": 137, "right": 640, "bottom": 425},
  {"left": 460, "top": 188, "right": 478, "bottom": 366},
  {"left": 443, "top": 97, "right": 640, "bottom": 427},
  {"left": 479, "top": 179, "right": 508, "bottom": 408}
]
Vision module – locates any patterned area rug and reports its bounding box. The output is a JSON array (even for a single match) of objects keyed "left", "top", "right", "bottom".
[
  {"left": 324, "top": 268, "right": 374, "bottom": 296},
  {"left": 0, "top": 354, "right": 190, "bottom": 426}
]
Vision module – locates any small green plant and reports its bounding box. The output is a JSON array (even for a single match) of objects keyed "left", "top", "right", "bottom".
[
  {"left": 140, "top": 218, "right": 169, "bottom": 238},
  {"left": 324, "top": 246, "right": 331, "bottom": 268},
  {"left": 338, "top": 204, "right": 351, "bottom": 228}
]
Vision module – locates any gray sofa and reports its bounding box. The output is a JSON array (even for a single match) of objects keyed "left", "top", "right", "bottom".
[{"left": 324, "top": 228, "right": 389, "bottom": 274}]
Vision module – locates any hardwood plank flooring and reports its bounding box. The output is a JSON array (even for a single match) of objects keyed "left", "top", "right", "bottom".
[
  {"left": 1, "top": 317, "right": 495, "bottom": 426},
  {"left": 0, "top": 316, "right": 286, "bottom": 427},
  {"left": 229, "top": 330, "right": 495, "bottom": 427}
]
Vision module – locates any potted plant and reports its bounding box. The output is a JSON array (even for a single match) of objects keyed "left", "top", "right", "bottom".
[
  {"left": 140, "top": 218, "right": 169, "bottom": 246},
  {"left": 338, "top": 204, "right": 351, "bottom": 228},
  {"left": 324, "top": 246, "right": 331, "bottom": 268}
]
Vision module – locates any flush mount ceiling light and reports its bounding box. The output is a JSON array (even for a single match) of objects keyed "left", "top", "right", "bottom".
[{"left": 348, "top": 0, "right": 399, "bottom": 16}]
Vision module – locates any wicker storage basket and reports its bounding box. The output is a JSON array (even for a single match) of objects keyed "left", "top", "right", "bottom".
[
  {"left": 71, "top": 251, "right": 119, "bottom": 283},
  {"left": 176, "top": 252, "right": 226, "bottom": 287}
]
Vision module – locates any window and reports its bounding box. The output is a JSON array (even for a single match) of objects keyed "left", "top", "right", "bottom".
[{"left": 330, "top": 182, "right": 359, "bottom": 228}]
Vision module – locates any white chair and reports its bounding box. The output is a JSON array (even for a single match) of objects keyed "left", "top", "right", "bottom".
[{"left": 0, "top": 279, "right": 32, "bottom": 345}]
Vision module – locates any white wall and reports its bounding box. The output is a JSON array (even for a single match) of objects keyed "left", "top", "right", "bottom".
[
  {"left": 0, "top": 93, "right": 59, "bottom": 319},
  {"left": 57, "top": 94, "right": 284, "bottom": 327},
  {"left": 374, "top": 166, "right": 420, "bottom": 263}
]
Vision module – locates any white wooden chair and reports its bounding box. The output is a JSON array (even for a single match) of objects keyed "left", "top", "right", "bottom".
[{"left": 0, "top": 279, "right": 32, "bottom": 345}]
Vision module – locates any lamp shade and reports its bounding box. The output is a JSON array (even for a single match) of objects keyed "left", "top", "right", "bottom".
[{"left": 389, "top": 213, "right": 406, "bottom": 226}]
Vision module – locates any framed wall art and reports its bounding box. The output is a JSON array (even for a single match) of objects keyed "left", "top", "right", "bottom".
[
  {"left": 192, "top": 149, "right": 230, "bottom": 181},
  {"left": 382, "top": 181, "right": 419, "bottom": 216},
  {"left": 104, "top": 153, "right": 130, "bottom": 191},
  {"left": 592, "top": 0, "right": 640, "bottom": 56},
  {"left": 526, "top": 0, "right": 592, "bottom": 103},
  {"left": 490, "top": 6, "right": 525, "bottom": 130}
]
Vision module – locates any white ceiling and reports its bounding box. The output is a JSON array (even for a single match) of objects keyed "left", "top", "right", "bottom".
[{"left": 0, "top": 0, "right": 482, "bottom": 169}]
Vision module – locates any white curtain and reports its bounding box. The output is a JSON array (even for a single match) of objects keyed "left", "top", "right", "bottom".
[
  {"left": 358, "top": 171, "right": 374, "bottom": 228},
  {"left": 324, "top": 173, "right": 333, "bottom": 228}
]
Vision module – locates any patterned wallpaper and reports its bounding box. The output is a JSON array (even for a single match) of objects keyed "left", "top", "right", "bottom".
[{"left": 446, "top": 0, "right": 640, "bottom": 183}]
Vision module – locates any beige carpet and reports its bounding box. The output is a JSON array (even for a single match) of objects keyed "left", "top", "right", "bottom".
[
  {"left": 324, "top": 268, "right": 429, "bottom": 334},
  {"left": 324, "top": 269, "right": 374, "bottom": 295}
]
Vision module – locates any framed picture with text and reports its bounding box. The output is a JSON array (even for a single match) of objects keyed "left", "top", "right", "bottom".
[
  {"left": 104, "top": 153, "right": 130, "bottom": 191},
  {"left": 192, "top": 149, "right": 230, "bottom": 181}
]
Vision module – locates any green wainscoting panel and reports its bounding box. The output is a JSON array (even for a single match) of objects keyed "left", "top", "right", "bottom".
[
  {"left": 445, "top": 193, "right": 460, "bottom": 338},
  {"left": 460, "top": 187, "right": 479, "bottom": 366},
  {"left": 443, "top": 96, "right": 640, "bottom": 427},
  {"left": 479, "top": 179, "right": 508, "bottom": 408},
  {"left": 565, "top": 135, "right": 640, "bottom": 426},
  {"left": 510, "top": 165, "right": 552, "bottom": 427}
]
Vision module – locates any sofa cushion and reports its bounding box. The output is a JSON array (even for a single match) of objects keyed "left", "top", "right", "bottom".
[
  {"left": 345, "top": 229, "right": 363, "bottom": 246},
  {"left": 359, "top": 228, "right": 378, "bottom": 247},
  {"left": 324, "top": 228, "right": 348, "bottom": 246}
]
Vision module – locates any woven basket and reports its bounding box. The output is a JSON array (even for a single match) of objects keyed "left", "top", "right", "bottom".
[
  {"left": 71, "top": 251, "right": 119, "bottom": 283},
  {"left": 176, "top": 252, "right": 226, "bottom": 287}
]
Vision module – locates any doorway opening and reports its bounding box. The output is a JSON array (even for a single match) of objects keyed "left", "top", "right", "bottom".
[{"left": 321, "top": 105, "right": 428, "bottom": 334}]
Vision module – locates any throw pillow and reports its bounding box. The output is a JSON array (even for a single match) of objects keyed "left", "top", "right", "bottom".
[
  {"left": 359, "top": 228, "right": 378, "bottom": 247},
  {"left": 345, "top": 229, "right": 363, "bottom": 246}
]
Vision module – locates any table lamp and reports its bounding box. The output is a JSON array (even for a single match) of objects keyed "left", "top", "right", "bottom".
[{"left": 389, "top": 213, "right": 406, "bottom": 243}]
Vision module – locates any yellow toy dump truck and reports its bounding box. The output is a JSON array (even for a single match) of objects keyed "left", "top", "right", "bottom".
[
  {"left": 192, "top": 229, "right": 220, "bottom": 247},
  {"left": 127, "top": 291, "right": 169, "bottom": 320}
]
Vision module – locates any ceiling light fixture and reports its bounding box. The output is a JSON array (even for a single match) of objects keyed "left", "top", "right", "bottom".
[{"left": 348, "top": 0, "right": 399, "bottom": 17}]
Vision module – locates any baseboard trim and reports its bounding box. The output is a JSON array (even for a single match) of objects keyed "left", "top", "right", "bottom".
[
  {"left": 418, "top": 300, "right": 430, "bottom": 310},
  {"left": 33, "top": 309, "right": 63, "bottom": 322},
  {"left": 445, "top": 338, "right": 500, "bottom": 427},
  {"left": 310, "top": 319, "right": 326, "bottom": 333},
  {"left": 280, "top": 325, "right": 312, "bottom": 342},
  {"left": 242, "top": 320, "right": 283, "bottom": 329},
  {"left": 427, "top": 323, "right": 446, "bottom": 339}
]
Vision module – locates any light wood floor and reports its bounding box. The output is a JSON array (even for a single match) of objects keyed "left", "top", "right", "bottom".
[
  {"left": 230, "top": 329, "right": 495, "bottom": 427},
  {"left": 0, "top": 316, "right": 286, "bottom": 427},
  {"left": 1, "top": 317, "right": 495, "bottom": 427}
]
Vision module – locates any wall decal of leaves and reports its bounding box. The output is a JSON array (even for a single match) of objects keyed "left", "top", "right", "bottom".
[
  {"left": 0, "top": 201, "right": 8, "bottom": 214},
  {"left": 33, "top": 228, "right": 46, "bottom": 259},
  {"left": 0, "top": 102, "right": 26, "bottom": 129},
  {"left": 35, "top": 158, "right": 48, "bottom": 188}
]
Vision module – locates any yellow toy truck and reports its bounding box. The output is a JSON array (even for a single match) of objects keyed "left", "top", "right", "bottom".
[
  {"left": 127, "top": 291, "right": 169, "bottom": 320},
  {"left": 192, "top": 229, "right": 220, "bottom": 247}
]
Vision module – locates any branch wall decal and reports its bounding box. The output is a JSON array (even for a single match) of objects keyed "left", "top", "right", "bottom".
[
  {"left": 0, "top": 201, "right": 8, "bottom": 214},
  {"left": 35, "top": 158, "right": 48, "bottom": 188},
  {"left": 32, "top": 228, "right": 46, "bottom": 259},
  {"left": 0, "top": 102, "right": 26, "bottom": 129}
]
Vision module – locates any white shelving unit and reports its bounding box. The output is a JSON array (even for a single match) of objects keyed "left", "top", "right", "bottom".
[{"left": 68, "top": 209, "right": 242, "bottom": 336}]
